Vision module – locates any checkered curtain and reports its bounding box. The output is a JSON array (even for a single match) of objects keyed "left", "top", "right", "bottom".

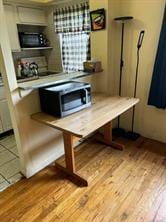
[
  {"left": 54, "top": 2, "right": 90, "bottom": 73},
  {"left": 61, "top": 32, "right": 90, "bottom": 72},
  {"left": 54, "top": 2, "right": 90, "bottom": 33}
]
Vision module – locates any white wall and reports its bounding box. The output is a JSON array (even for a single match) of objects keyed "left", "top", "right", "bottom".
[
  {"left": 115, "top": 0, "right": 166, "bottom": 143},
  {"left": 89, "top": 0, "right": 166, "bottom": 143},
  {"left": 89, "top": 0, "right": 109, "bottom": 93}
]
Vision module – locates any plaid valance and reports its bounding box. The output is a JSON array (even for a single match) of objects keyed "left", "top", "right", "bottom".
[{"left": 54, "top": 2, "right": 90, "bottom": 33}]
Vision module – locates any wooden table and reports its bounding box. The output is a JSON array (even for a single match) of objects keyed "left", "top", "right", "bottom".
[{"left": 32, "top": 93, "right": 139, "bottom": 186}]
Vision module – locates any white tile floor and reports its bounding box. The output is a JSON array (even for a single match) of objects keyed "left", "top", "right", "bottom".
[{"left": 0, "top": 134, "right": 23, "bottom": 192}]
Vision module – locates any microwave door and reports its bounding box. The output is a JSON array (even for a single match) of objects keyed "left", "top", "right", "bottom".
[
  {"left": 61, "top": 91, "right": 83, "bottom": 112},
  {"left": 19, "top": 34, "right": 40, "bottom": 48},
  {"left": 61, "top": 89, "right": 90, "bottom": 112}
]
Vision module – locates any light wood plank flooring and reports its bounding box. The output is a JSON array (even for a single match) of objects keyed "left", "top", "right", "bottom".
[{"left": 0, "top": 137, "right": 166, "bottom": 222}]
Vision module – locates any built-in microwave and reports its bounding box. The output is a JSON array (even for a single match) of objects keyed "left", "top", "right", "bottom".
[
  {"left": 39, "top": 81, "right": 91, "bottom": 117},
  {"left": 19, "top": 32, "right": 48, "bottom": 48}
]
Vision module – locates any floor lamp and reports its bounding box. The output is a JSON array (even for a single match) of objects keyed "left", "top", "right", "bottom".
[
  {"left": 126, "top": 30, "right": 145, "bottom": 140},
  {"left": 113, "top": 16, "right": 134, "bottom": 136}
]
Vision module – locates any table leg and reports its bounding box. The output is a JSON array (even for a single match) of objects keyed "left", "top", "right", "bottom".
[
  {"left": 55, "top": 132, "right": 88, "bottom": 186},
  {"left": 97, "top": 122, "right": 125, "bottom": 150},
  {"left": 63, "top": 132, "right": 75, "bottom": 172}
]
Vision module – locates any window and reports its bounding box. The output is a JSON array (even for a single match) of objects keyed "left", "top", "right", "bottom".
[{"left": 54, "top": 2, "right": 90, "bottom": 73}]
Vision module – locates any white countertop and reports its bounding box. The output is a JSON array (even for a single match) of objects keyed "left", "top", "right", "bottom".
[{"left": 18, "top": 71, "right": 94, "bottom": 90}]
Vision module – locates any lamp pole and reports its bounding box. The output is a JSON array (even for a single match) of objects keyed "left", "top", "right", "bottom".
[{"left": 113, "top": 16, "right": 133, "bottom": 136}]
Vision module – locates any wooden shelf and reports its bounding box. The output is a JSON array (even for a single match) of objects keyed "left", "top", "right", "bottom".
[
  {"left": 17, "top": 23, "right": 47, "bottom": 27},
  {"left": 18, "top": 72, "right": 94, "bottom": 90},
  {"left": 21, "top": 47, "right": 53, "bottom": 51},
  {"left": 12, "top": 47, "right": 53, "bottom": 53}
]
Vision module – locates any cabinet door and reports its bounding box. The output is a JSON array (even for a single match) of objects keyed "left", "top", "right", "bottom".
[
  {"left": 17, "top": 6, "right": 47, "bottom": 25},
  {"left": 4, "top": 4, "right": 20, "bottom": 52},
  {"left": 0, "top": 100, "right": 12, "bottom": 132}
]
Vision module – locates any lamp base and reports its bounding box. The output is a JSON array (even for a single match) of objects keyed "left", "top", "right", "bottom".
[
  {"left": 112, "top": 127, "right": 126, "bottom": 137},
  {"left": 125, "top": 131, "right": 140, "bottom": 141}
]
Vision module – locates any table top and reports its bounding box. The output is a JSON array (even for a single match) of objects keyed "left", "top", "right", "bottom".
[{"left": 31, "top": 93, "right": 139, "bottom": 138}]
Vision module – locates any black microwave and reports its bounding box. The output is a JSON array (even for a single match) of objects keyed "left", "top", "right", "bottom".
[
  {"left": 19, "top": 32, "right": 48, "bottom": 48},
  {"left": 39, "top": 81, "right": 91, "bottom": 117}
]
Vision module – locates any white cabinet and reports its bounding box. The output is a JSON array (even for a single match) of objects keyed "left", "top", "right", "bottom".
[
  {"left": 17, "top": 6, "right": 47, "bottom": 26},
  {"left": 4, "top": 4, "right": 20, "bottom": 52},
  {"left": 0, "top": 87, "right": 12, "bottom": 133}
]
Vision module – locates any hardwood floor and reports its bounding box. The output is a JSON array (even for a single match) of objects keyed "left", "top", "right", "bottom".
[{"left": 0, "top": 137, "right": 166, "bottom": 222}]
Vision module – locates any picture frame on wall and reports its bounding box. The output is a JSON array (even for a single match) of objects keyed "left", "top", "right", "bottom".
[{"left": 90, "top": 8, "right": 106, "bottom": 31}]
